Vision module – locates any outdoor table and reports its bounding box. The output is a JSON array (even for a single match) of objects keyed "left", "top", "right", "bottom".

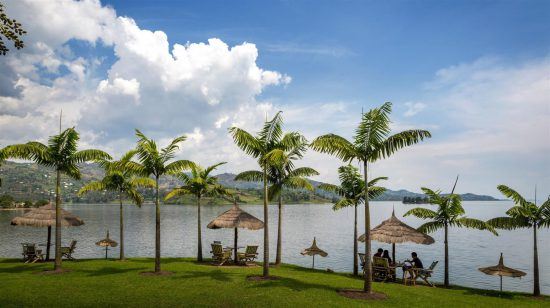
[{"left": 224, "top": 246, "right": 245, "bottom": 250}]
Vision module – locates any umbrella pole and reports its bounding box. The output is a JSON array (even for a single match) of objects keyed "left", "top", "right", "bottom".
[
  {"left": 312, "top": 255, "right": 315, "bottom": 269},
  {"left": 500, "top": 275, "right": 502, "bottom": 292},
  {"left": 105, "top": 246, "right": 108, "bottom": 259},
  {"left": 234, "top": 228, "right": 238, "bottom": 264},
  {"left": 46, "top": 226, "right": 51, "bottom": 261},
  {"left": 392, "top": 243, "right": 395, "bottom": 264}
]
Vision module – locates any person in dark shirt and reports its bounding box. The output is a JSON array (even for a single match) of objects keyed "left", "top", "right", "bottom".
[
  {"left": 410, "top": 252, "right": 423, "bottom": 269},
  {"left": 382, "top": 249, "right": 393, "bottom": 265},
  {"left": 403, "top": 252, "right": 423, "bottom": 281},
  {"left": 374, "top": 248, "right": 383, "bottom": 258}
]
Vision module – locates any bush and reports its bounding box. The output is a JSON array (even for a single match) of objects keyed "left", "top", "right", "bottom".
[{"left": 0, "top": 194, "right": 15, "bottom": 208}]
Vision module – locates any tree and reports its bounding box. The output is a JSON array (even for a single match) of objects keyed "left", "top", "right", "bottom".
[
  {"left": 310, "top": 102, "right": 431, "bottom": 293},
  {"left": 0, "top": 147, "right": 5, "bottom": 187},
  {"left": 318, "top": 165, "right": 387, "bottom": 276},
  {"left": 6, "top": 128, "right": 110, "bottom": 271},
  {"left": 235, "top": 135, "right": 318, "bottom": 265},
  {"left": 0, "top": 3, "right": 26, "bottom": 55},
  {"left": 229, "top": 111, "right": 303, "bottom": 277},
  {"left": 404, "top": 187, "right": 497, "bottom": 287},
  {"left": 78, "top": 150, "right": 155, "bottom": 260},
  {"left": 165, "top": 162, "right": 228, "bottom": 262},
  {"left": 124, "top": 129, "right": 194, "bottom": 273},
  {"left": 487, "top": 185, "right": 550, "bottom": 296}
]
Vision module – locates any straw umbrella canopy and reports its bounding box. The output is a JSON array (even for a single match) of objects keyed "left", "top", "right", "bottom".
[
  {"left": 10, "top": 203, "right": 84, "bottom": 261},
  {"left": 479, "top": 253, "right": 526, "bottom": 292},
  {"left": 301, "top": 237, "right": 328, "bottom": 269},
  {"left": 207, "top": 202, "right": 264, "bottom": 262},
  {"left": 358, "top": 210, "right": 434, "bottom": 263},
  {"left": 96, "top": 230, "right": 118, "bottom": 259}
]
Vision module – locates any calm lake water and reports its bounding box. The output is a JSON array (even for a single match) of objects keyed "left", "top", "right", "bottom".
[{"left": 1, "top": 201, "right": 548, "bottom": 294}]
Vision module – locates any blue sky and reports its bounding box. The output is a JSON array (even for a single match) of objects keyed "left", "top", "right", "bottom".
[{"left": 1, "top": 0, "right": 549, "bottom": 198}]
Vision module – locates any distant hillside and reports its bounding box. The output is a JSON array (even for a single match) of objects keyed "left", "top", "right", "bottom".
[{"left": 0, "top": 162, "right": 499, "bottom": 204}]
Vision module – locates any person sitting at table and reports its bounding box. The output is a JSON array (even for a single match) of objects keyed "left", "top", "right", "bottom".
[
  {"left": 374, "top": 248, "right": 383, "bottom": 258},
  {"left": 382, "top": 249, "right": 393, "bottom": 265},
  {"left": 403, "top": 252, "right": 423, "bottom": 279}
]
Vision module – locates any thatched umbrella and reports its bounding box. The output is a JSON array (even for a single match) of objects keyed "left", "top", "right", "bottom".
[
  {"left": 479, "top": 253, "right": 526, "bottom": 292},
  {"left": 10, "top": 203, "right": 84, "bottom": 261},
  {"left": 96, "top": 230, "right": 118, "bottom": 259},
  {"left": 207, "top": 202, "right": 264, "bottom": 262},
  {"left": 358, "top": 210, "right": 434, "bottom": 263},
  {"left": 301, "top": 237, "right": 328, "bottom": 269}
]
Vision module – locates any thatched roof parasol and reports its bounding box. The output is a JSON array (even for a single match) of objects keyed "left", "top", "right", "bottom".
[
  {"left": 207, "top": 203, "right": 264, "bottom": 262},
  {"left": 11, "top": 203, "right": 84, "bottom": 227},
  {"left": 479, "top": 253, "right": 526, "bottom": 291},
  {"left": 358, "top": 210, "right": 434, "bottom": 262},
  {"left": 96, "top": 230, "right": 118, "bottom": 259},
  {"left": 301, "top": 237, "right": 327, "bottom": 269},
  {"left": 10, "top": 203, "right": 84, "bottom": 261}
]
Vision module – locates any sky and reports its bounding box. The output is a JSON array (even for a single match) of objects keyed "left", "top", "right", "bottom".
[{"left": 0, "top": 0, "right": 549, "bottom": 198}]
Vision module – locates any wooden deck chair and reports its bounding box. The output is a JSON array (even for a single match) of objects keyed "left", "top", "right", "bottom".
[
  {"left": 372, "top": 257, "right": 394, "bottom": 282},
  {"left": 237, "top": 245, "right": 258, "bottom": 264},
  {"left": 358, "top": 253, "right": 366, "bottom": 272},
  {"left": 61, "top": 240, "right": 77, "bottom": 260},
  {"left": 412, "top": 261, "right": 438, "bottom": 287},
  {"left": 210, "top": 243, "right": 231, "bottom": 265}
]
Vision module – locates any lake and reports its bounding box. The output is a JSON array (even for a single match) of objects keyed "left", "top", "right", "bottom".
[{"left": 1, "top": 201, "right": 548, "bottom": 294}]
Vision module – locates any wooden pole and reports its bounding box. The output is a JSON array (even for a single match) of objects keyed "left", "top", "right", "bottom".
[
  {"left": 500, "top": 275, "right": 502, "bottom": 292},
  {"left": 46, "top": 226, "right": 51, "bottom": 261},
  {"left": 234, "top": 228, "right": 238, "bottom": 263},
  {"left": 312, "top": 255, "right": 315, "bottom": 269},
  {"left": 392, "top": 243, "right": 396, "bottom": 264}
]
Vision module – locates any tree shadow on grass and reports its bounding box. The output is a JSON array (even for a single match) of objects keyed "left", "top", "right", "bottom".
[
  {"left": 457, "top": 286, "right": 521, "bottom": 300},
  {"left": 172, "top": 269, "right": 235, "bottom": 282},
  {"left": 79, "top": 266, "right": 148, "bottom": 277},
  {"left": 248, "top": 276, "right": 338, "bottom": 292},
  {"left": 126, "top": 258, "right": 184, "bottom": 265},
  {"left": 0, "top": 264, "right": 46, "bottom": 274}
]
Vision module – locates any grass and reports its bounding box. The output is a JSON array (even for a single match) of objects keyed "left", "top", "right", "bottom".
[{"left": 0, "top": 258, "right": 546, "bottom": 307}]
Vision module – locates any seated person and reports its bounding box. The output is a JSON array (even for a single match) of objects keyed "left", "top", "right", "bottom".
[
  {"left": 374, "top": 248, "right": 383, "bottom": 258},
  {"left": 403, "top": 252, "right": 423, "bottom": 278},
  {"left": 382, "top": 249, "right": 393, "bottom": 265}
]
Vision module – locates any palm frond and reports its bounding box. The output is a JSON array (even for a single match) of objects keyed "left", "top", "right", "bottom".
[
  {"left": 165, "top": 160, "right": 195, "bottom": 175},
  {"left": 129, "top": 177, "right": 156, "bottom": 188},
  {"left": 228, "top": 127, "right": 263, "bottom": 158},
  {"left": 284, "top": 177, "right": 314, "bottom": 191},
  {"left": 404, "top": 207, "right": 438, "bottom": 219},
  {"left": 288, "top": 167, "right": 319, "bottom": 178},
  {"left": 125, "top": 188, "right": 144, "bottom": 207},
  {"left": 417, "top": 221, "right": 444, "bottom": 234},
  {"left": 78, "top": 181, "right": 106, "bottom": 196},
  {"left": 318, "top": 183, "right": 343, "bottom": 195},
  {"left": 164, "top": 187, "right": 193, "bottom": 201},
  {"left": 332, "top": 198, "right": 355, "bottom": 210},
  {"left": 204, "top": 162, "right": 226, "bottom": 176},
  {"left": 487, "top": 216, "right": 530, "bottom": 230},
  {"left": 374, "top": 129, "right": 431, "bottom": 160},
  {"left": 455, "top": 217, "right": 498, "bottom": 235},
  {"left": 368, "top": 176, "right": 388, "bottom": 186},
  {"left": 310, "top": 134, "right": 357, "bottom": 162},
  {"left": 235, "top": 170, "right": 263, "bottom": 182},
  {"left": 497, "top": 185, "right": 530, "bottom": 207},
  {"left": 73, "top": 149, "right": 111, "bottom": 164}
]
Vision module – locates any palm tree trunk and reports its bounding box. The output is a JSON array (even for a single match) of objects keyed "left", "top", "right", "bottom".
[
  {"left": 119, "top": 192, "right": 125, "bottom": 261},
  {"left": 533, "top": 224, "right": 540, "bottom": 296},
  {"left": 275, "top": 194, "right": 283, "bottom": 265},
  {"left": 54, "top": 169, "right": 62, "bottom": 271},
  {"left": 444, "top": 221, "right": 449, "bottom": 287},
  {"left": 263, "top": 167, "right": 269, "bottom": 277},
  {"left": 197, "top": 194, "right": 203, "bottom": 262},
  {"left": 46, "top": 226, "right": 51, "bottom": 261},
  {"left": 353, "top": 203, "right": 358, "bottom": 276},
  {"left": 363, "top": 160, "right": 372, "bottom": 293},
  {"left": 155, "top": 176, "right": 161, "bottom": 273}
]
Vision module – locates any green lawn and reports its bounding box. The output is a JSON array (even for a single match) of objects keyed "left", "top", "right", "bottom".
[{"left": 0, "top": 258, "right": 546, "bottom": 307}]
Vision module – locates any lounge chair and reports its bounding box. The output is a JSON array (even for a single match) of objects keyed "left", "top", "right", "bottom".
[
  {"left": 61, "top": 240, "right": 77, "bottom": 260},
  {"left": 22, "top": 244, "right": 44, "bottom": 263},
  {"left": 358, "top": 253, "right": 366, "bottom": 271},
  {"left": 210, "top": 243, "right": 231, "bottom": 266},
  {"left": 237, "top": 245, "right": 258, "bottom": 264},
  {"left": 372, "top": 257, "right": 395, "bottom": 282},
  {"left": 410, "top": 261, "right": 438, "bottom": 287}
]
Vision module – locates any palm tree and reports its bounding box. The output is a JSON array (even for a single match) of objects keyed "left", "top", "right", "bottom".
[
  {"left": 310, "top": 102, "right": 431, "bottom": 293},
  {"left": 7, "top": 128, "right": 110, "bottom": 270},
  {"left": 487, "top": 185, "right": 550, "bottom": 296},
  {"left": 164, "top": 162, "right": 228, "bottom": 262},
  {"left": 125, "top": 129, "right": 194, "bottom": 273},
  {"left": 229, "top": 111, "right": 303, "bottom": 277},
  {"left": 77, "top": 150, "right": 155, "bottom": 260},
  {"left": 319, "top": 165, "right": 387, "bottom": 276},
  {"left": 235, "top": 136, "right": 319, "bottom": 265},
  {"left": 404, "top": 187, "right": 497, "bottom": 287}
]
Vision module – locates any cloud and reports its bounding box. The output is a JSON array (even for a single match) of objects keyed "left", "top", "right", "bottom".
[
  {"left": 264, "top": 43, "right": 352, "bottom": 57},
  {"left": 403, "top": 102, "right": 426, "bottom": 117}
]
